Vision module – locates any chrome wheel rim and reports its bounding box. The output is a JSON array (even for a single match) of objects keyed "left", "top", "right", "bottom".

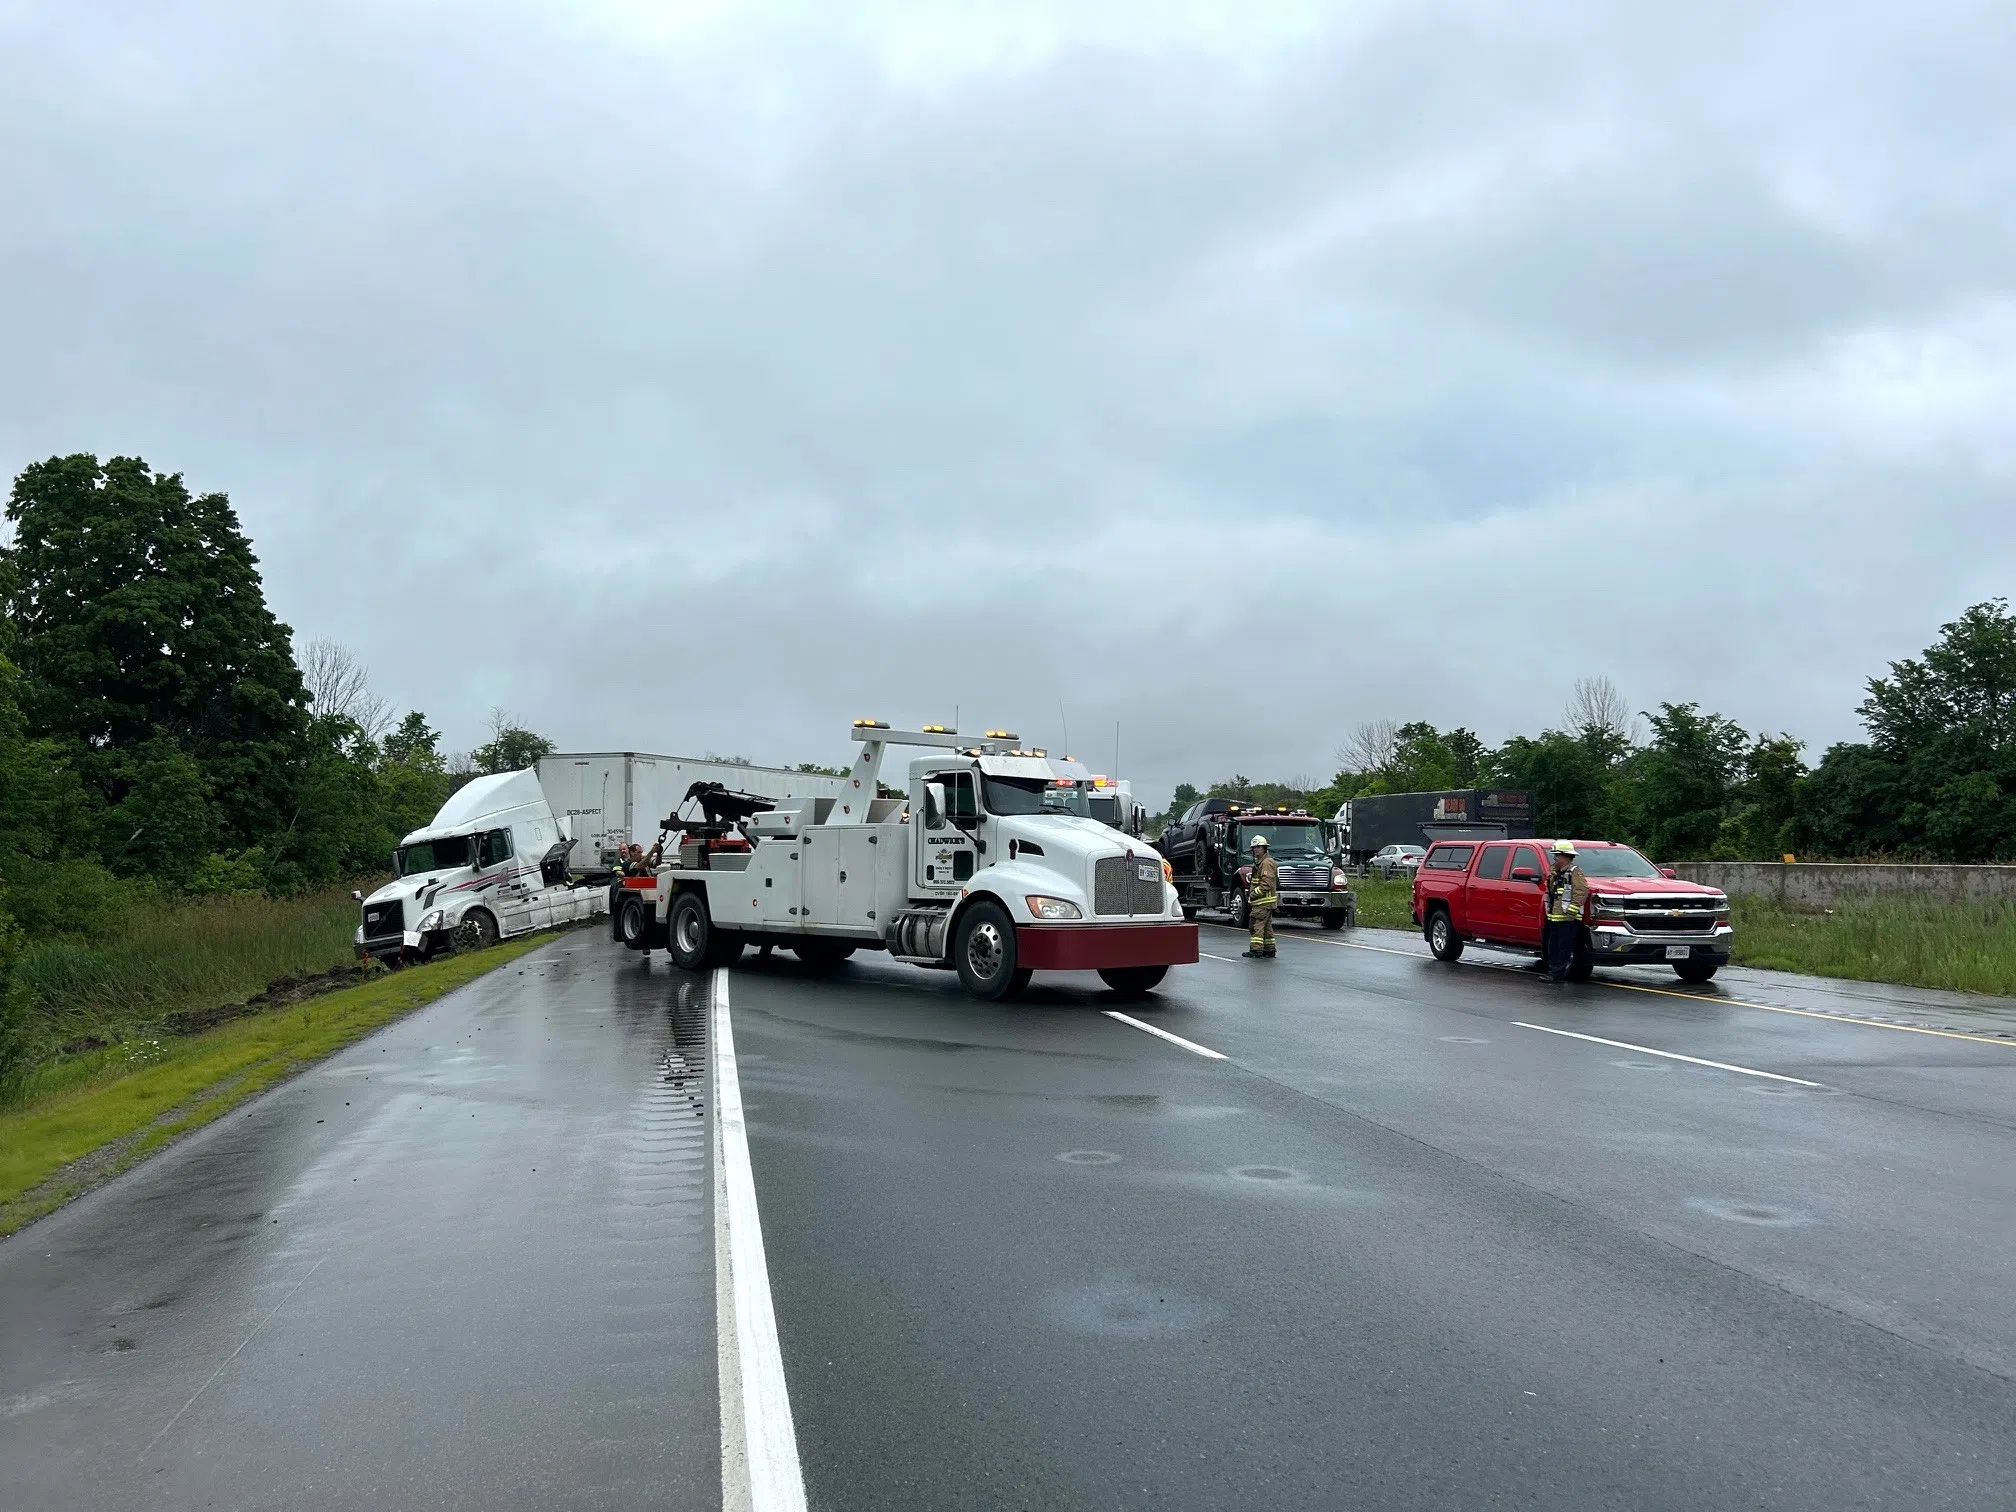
[
  {"left": 676, "top": 910, "right": 703, "bottom": 954},
  {"left": 1431, "top": 917, "right": 1449, "bottom": 951},
  {"left": 966, "top": 921, "right": 1005, "bottom": 981}
]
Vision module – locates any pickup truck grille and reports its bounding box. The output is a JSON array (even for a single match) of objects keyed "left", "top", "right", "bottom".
[
  {"left": 1094, "top": 855, "right": 1166, "bottom": 916},
  {"left": 1277, "top": 862, "right": 1332, "bottom": 890},
  {"left": 362, "top": 900, "right": 403, "bottom": 939},
  {"left": 1613, "top": 897, "right": 1721, "bottom": 933}
]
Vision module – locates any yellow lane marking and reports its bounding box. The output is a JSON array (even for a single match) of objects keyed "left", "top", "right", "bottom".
[{"left": 1203, "top": 921, "right": 2016, "bottom": 1051}]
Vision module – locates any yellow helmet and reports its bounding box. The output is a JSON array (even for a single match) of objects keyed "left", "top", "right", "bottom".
[{"left": 1551, "top": 839, "right": 1577, "bottom": 855}]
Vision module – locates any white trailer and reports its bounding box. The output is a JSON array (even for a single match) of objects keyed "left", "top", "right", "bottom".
[
  {"left": 537, "top": 752, "right": 848, "bottom": 872},
  {"left": 613, "top": 723, "right": 1199, "bottom": 1000},
  {"left": 355, "top": 769, "right": 608, "bottom": 963}
]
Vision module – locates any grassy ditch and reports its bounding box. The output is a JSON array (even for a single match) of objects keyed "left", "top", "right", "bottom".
[
  {"left": 1350, "top": 877, "right": 1417, "bottom": 931},
  {"left": 1728, "top": 894, "right": 2016, "bottom": 998},
  {"left": 0, "top": 934, "right": 549, "bottom": 1237}
]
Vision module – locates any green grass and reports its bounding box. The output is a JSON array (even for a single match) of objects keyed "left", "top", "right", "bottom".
[
  {"left": 12, "top": 888, "right": 367, "bottom": 1064},
  {"left": 1350, "top": 877, "right": 1418, "bottom": 931},
  {"left": 1729, "top": 894, "right": 2016, "bottom": 998},
  {"left": 0, "top": 933, "right": 550, "bottom": 1236}
]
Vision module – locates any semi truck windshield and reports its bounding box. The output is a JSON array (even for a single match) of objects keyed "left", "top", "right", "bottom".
[{"left": 398, "top": 835, "right": 474, "bottom": 875}]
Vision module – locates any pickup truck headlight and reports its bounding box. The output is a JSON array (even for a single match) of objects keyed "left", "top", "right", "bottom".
[
  {"left": 1591, "top": 896, "right": 1626, "bottom": 916},
  {"left": 1025, "top": 895, "right": 1082, "bottom": 921},
  {"left": 418, "top": 909, "right": 447, "bottom": 931}
]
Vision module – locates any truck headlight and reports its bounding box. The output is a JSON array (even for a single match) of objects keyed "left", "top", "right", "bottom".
[
  {"left": 418, "top": 909, "right": 446, "bottom": 931},
  {"left": 1592, "top": 896, "right": 1626, "bottom": 916},
  {"left": 1332, "top": 868, "right": 1349, "bottom": 889},
  {"left": 1025, "top": 895, "right": 1082, "bottom": 920}
]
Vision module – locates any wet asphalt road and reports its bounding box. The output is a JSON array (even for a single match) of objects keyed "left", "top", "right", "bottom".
[
  {"left": 0, "top": 939, "right": 717, "bottom": 1512},
  {"left": 5, "top": 924, "right": 2016, "bottom": 1510}
]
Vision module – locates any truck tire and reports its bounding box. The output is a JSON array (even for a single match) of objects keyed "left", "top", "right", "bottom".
[
  {"left": 1229, "top": 888, "right": 1249, "bottom": 930},
  {"left": 954, "top": 900, "right": 1021, "bottom": 1001},
  {"left": 1099, "top": 966, "right": 1167, "bottom": 995},
  {"left": 1181, "top": 904, "right": 1198, "bottom": 923},
  {"left": 618, "top": 895, "right": 651, "bottom": 951},
  {"left": 1426, "top": 907, "right": 1464, "bottom": 962},
  {"left": 1320, "top": 910, "right": 1349, "bottom": 930},
  {"left": 454, "top": 908, "right": 500, "bottom": 953},
  {"left": 1566, "top": 938, "right": 1594, "bottom": 982},
  {"left": 668, "top": 891, "right": 712, "bottom": 970},
  {"left": 1673, "top": 960, "right": 1719, "bottom": 983}
]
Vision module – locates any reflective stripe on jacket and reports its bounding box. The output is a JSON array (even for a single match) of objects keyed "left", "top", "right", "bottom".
[
  {"left": 1249, "top": 853, "right": 1280, "bottom": 907},
  {"left": 1546, "top": 865, "right": 1589, "bottom": 921}
]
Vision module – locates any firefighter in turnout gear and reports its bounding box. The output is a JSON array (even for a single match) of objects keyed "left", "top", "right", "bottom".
[
  {"left": 1243, "top": 835, "right": 1280, "bottom": 958},
  {"left": 1544, "top": 839, "right": 1590, "bottom": 982}
]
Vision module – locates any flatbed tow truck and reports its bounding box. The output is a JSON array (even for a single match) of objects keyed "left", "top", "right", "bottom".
[
  {"left": 1160, "top": 804, "right": 1355, "bottom": 931},
  {"left": 614, "top": 723, "right": 1200, "bottom": 999}
]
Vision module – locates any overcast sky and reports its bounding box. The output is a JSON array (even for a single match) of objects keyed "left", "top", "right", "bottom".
[{"left": 3, "top": 0, "right": 2011, "bottom": 806}]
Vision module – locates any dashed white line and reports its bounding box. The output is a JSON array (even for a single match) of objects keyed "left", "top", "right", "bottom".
[
  {"left": 714, "top": 970, "right": 808, "bottom": 1512},
  {"left": 1104, "top": 1011, "right": 1227, "bottom": 1060},
  {"left": 1199, "top": 950, "right": 1241, "bottom": 963},
  {"left": 1512, "top": 1022, "right": 1822, "bottom": 1087}
]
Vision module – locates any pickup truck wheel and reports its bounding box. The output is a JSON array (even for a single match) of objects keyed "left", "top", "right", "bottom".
[
  {"left": 618, "top": 896, "right": 651, "bottom": 951},
  {"left": 455, "top": 909, "right": 500, "bottom": 953},
  {"left": 1673, "top": 960, "right": 1719, "bottom": 983},
  {"left": 954, "top": 900, "right": 1020, "bottom": 1000},
  {"left": 1426, "top": 908, "right": 1464, "bottom": 962},
  {"left": 1099, "top": 966, "right": 1167, "bottom": 996},
  {"left": 668, "top": 892, "right": 711, "bottom": 970}
]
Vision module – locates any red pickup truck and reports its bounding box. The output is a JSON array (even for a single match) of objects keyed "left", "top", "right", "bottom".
[{"left": 1411, "top": 838, "right": 1732, "bottom": 982}]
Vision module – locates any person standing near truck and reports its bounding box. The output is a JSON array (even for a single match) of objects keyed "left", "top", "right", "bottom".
[
  {"left": 1544, "top": 839, "right": 1589, "bottom": 981},
  {"left": 1244, "top": 835, "right": 1279, "bottom": 959}
]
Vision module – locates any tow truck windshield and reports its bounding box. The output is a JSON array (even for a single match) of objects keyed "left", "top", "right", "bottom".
[
  {"left": 981, "top": 774, "right": 1056, "bottom": 816},
  {"left": 397, "top": 835, "right": 474, "bottom": 875},
  {"left": 1568, "top": 845, "right": 1664, "bottom": 878},
  {"left": 1237, "top": 822, "right": 1330, "bottom": 858}
]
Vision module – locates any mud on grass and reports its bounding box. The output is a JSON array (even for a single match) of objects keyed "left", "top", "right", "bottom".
[{"left": 0, "top": 933, "right": 552, "bottom": 1238}]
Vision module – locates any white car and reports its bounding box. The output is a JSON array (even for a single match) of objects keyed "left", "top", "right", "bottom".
[{"left": 1367, "top": 844, "right": 1426, "bottom": 880}]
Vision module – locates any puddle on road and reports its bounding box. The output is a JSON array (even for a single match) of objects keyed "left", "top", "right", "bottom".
[
  {"left": 1039, "top": 1278, "right": 1212, "bottom": 1339},
  {"left": 1686, "top": 1197, "right": 1813, "bottom": 1227}
]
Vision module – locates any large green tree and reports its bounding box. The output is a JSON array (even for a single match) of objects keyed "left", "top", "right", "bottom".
[
  {"left": 1620, "top": 703, "right": 1748, "bottom": 859},
  {"left": 2, "top": 455, "right": 311, "bottom": 848}
]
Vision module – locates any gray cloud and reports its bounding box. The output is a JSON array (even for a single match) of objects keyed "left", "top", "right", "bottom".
[{"left": 2, "top": 0, "right": 2011, "bottom": 806}]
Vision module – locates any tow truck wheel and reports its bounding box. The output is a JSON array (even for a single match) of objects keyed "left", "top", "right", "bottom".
[
  {"left": 668, "top": 892, "right": 711, "bottom": 970},
  {"left": 1099, "top": 966, "right": 1167, "bottom": 996},
  {"left": 618, "top": 896, "right": 651, "bottom": 951},
  {"left": 1320, "top": 910, "right": 1349, "bottom": 930},
  {"left": 1426, "top": 908, "right": 1464, "bottom": 962},
  {"left": 954, "top": 900, "right": 1020, "bottom": 1000},
  {"left": 454, "top": 909, "right": 500, "bottom": 953}
]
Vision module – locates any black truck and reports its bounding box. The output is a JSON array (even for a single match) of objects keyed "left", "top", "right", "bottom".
[
  {"left": 1156, "top": 803, "right": 1354, "bottom": 931},
  {"left": 1337, "top": 788, "right": 1532, "bottom": 870}
]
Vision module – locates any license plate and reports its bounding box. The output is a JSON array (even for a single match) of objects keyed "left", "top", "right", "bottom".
[
  {"left": 1665, "top": 945, "right": 1691, "bottom": 960},
  {"left": 1137, "top": 863, "right": 1160, "bottom": 882}
]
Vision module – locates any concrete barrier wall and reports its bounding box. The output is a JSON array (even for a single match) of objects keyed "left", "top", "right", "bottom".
[{"left": 1670, "top": 862, "right": 2016, "bottom": 907}]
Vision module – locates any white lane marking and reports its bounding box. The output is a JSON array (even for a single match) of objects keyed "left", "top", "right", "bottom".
[
  {"left": 1104, "top": 1010, "right": 1227, "bottom": 1060},
  {"left": 1199, "top": 951, "right": 1241, "bottom": 963},
  {"left": 141, "top": 1255, "right": 324, "bottom": 1459},
  {"left": 714, "top": 970, "right": 809, "bottom": 1512},
  {"left": 1512, "top": 1022, "right": 1822, "bottom": 1087}
]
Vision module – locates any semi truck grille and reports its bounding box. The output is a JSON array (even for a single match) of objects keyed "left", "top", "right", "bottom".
[
  {"left": 363, "top": 901, "right": 404, "bottom": 939},
  {"left": 1093, "top": 855, "right": 1166, "bottom": 916}
]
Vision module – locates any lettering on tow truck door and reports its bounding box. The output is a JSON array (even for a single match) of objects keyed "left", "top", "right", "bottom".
[{"left": 916, "top": 768, "right": 976, "bottom": 894}]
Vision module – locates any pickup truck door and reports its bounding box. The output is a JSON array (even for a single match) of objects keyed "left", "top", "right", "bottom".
[
  {"left": 1467, "top": 842, "right": 1514, "bottom": 937},
  {"left": 1502, "top": 844, "right": 1546, "bottom": 946}
]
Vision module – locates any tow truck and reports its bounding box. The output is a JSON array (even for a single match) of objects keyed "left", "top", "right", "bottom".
[
  {"left": 1160, "top": 804, "right": 1355, "bottom": 931},
  {"left": 614, "top": 723, "right": 1199, "bottom": 1000}
]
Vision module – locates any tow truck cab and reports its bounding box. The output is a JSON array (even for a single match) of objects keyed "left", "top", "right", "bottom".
[{"left": 633, "top": 724, "right": 1198, "bottom": 999}]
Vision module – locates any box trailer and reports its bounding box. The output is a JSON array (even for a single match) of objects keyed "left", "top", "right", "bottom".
[
  {"left": 537, "top": 752, "right": 849, "bottom": 873},
  {"left": 1337, "top": 789, "right": 1533, "bottom": 868}
]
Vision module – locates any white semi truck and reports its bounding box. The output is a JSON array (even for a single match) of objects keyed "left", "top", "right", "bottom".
[
  {"left": 354, "top": 769, "right": 608, "bottom": 963},
  {"left": 614, "top": 723, "right": 1200, "bottom": 1000}
]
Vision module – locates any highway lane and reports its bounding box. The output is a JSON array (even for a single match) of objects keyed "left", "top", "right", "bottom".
[
  {"left": 0, "top": 938, "right": 718, "bottom": 1512},
  {"left": 737, "top": 937, "right": 2016, "bottom": 1510}
]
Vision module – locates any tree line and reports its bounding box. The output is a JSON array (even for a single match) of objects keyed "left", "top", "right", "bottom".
[
  {"left": 1155, "top": 600, "right": 2016, "bottom": 864},
  {"left": 0, "top": 454, "right": 556, "bottom": 997}
]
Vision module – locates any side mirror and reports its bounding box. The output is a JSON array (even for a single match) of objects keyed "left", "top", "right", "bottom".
[
  {"left": 1509, "top": 866, "right": 1539, "bottom": 883},
  {"left": 351, "top": 889, "right": 364, "bottom": 902},
  {"left": 1659, "top": 866, "right": 1677, "bottom": 879}
]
